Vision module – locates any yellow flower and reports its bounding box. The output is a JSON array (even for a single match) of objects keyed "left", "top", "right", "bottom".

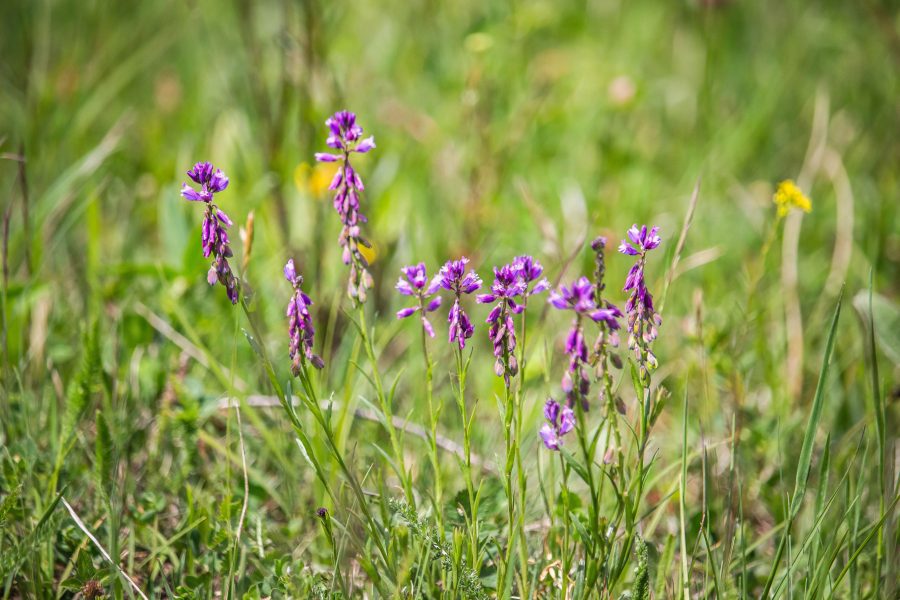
[
  {"left": 294, "top": 162, "right": 339, "bottom": 199},
  {"left": 773, "top": 180, "right": 812, "bottom": 217},
  {"left": 358, "top": 240, "right": 378, "bottom": 265}
]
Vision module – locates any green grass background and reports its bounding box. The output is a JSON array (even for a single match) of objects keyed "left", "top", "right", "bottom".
[{"left": 1, "top": 0, "right": 897, "bottom": 597}]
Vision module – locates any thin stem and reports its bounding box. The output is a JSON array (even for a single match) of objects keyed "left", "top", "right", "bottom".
[
  {"left": 574, "top": 392, "right": 599, "bottom": 562},
  {"left": 239, "top": 299, "right": 394, "bottom": 582},
  {"left": 296, "top": 361, "right": 396, "bottom": 585},
  {"left": 356, "top": 304, "right": 414, "bottom": 505},
  {"left": 420, "top": 302, "right": 444, "bottom": 536},
  {"left": 501, "top": 379, "right": 517, "bottom": 593},
  {"left": 559, "top": 453, "right": 571, "bottom": 600},
  {"left": 455, "top": 344, "right": 479, "bottom": 569},
  {"left": 515, "top": 301, "right": 529, "bottom": 595},
  {"left": 614, "top": 385, "right": 651, "bottom": 586},
  {"left": 499, "top": 304, "right": 518, "bottom": 593}
]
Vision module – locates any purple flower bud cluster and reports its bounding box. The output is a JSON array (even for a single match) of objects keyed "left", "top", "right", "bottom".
[
  {"left": 181, "top": 162, "right": 238, "bottom": 304},
  {"left": 618, "top": 225, "right": 662, "bottom": 380},
  {"left": 315, "top": 111, "right": 376, "bottom": 303},
  {"left": 539, "top": 399, "right": 575, "bottom": 451},
  {"left": 512, "top": 255, "right": 551, "bottom": 297},
  {"left": 477, "top": 263, "right": 526, "bottom": 381},
  {"left": 475, "top": 255, "right": 550, "bottom": 382},
  {"left": 590, "top": 237, "right": 624, "bottom": 377},
  {"left": 438, "top": 257, "right": 482, "bottom": 350},
  {"left": 548, "top": 277, "right": 622, "bottom": 413},
  {"left": 284, "top": 259, "right": 324, "bottom": 374},
  {"left": 395, "top": 263, "right": 443, "bottom": 337}
]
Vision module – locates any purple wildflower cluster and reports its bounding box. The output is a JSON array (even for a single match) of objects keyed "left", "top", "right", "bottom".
[
  {"left": 618, "top": 225, "right": 662, "bottom": 381},
  {"left": 315, "top": 111, "right": 376, "bottom": 303},
  {"left": 590, "top": 237, "right": 624, "bottom": 376},
  {"left": 548, "top": 278, "right": 621, "bottom": 408},
  {"left": 181, "top": 162, "right": 238, "bottom": 304},
  {"left": 284, "top": 259, "right": 324, "bottom": 374},
  {"left": 182, "top": 118, "right": 664, "bottom": 463},
  {"left": 541, "top": 236, "right": 637, "bottom": 451},
  {"left": 478, "top": 264, "right": 525, "bottom": 380},
  {"left": 476, "top": 256, "right": 549, "bottom": 382},
  {"left": 438, "top": 257, "right": 482, "bottom": 350},
  {"left": 396, "top": 263, "right": 443, "bottom": 337},
  {"left": 539, "top": 399, "right": 575, "bottom": 451},
  {"left": 513, "top": 255, "right": 551, "bottom": 297}
]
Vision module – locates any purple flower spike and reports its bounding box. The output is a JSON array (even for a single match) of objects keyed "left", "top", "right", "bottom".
[
  {"left": 284, "top": 259, "right": 324, "bottom": 374},
  {"left": 618, "top": 224, "right": 661, "bottom": 256},
  {"left": 187, "top": 162, "right": 214, "bottom": 185},
  {"left": 438, "top": 257, "right": 481, "bottom": 349},
  {"left": 395, "top": 263, "right": 443, "bottom": 338},
  {"left": 548, "top": 277, "right": 596, "bottom": 314},
  {"left": 618, "top": 224, "right": 662, "bottom": 382},
  {"left": 549, "top": 273, "right": 623, "bottom": 409},
  {"left": 539, "top": 398, "right": 575, "bottom": 450},
  {"left": 325, "top": 111, "right": 364, "bottom": 149},
  {"left": 316, "top": 110, "right": 377, "bottom": 303},
  {"left": 512, "top": 255, "right": 551, "bottom": 296},
  {"left": 182, "top": 161, "right": 238, "bottom": 304},
  {"left": 477, "top": 262, "right": 529, "bottom": 382}
]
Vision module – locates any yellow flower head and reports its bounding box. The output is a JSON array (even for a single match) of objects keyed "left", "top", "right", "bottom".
[
  {"left": 773, "top": 180, "right": 812, "bottom": 217},
  {"left": 294, "top": 162, "right": 340, "bottom": 199},
  {"left": 358, "top": 239, "right": 378, "bottom": 265}
]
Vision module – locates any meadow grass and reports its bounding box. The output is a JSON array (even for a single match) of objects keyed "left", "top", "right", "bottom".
[{"left": 1, "top": 0, "right": 898, "bottom": 597}]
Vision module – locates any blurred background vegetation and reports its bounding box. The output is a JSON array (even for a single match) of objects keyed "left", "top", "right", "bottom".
[{"left": 1, "top": 0, "right": 897, "bottom": 596}]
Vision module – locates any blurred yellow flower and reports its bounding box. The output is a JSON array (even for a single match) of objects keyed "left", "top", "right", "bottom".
[
  {"left": 773, "top": 180, "right": 812, "bottom": 217},
  {"left": 358, "top": 240, "right": 378, "bottom": 265},
  {"left": 294, "top": 162, "right": 339, "bottom": 199}
]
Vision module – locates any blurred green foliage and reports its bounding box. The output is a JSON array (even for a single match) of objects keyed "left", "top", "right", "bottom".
[{"left": 1, "top": 0, "right": 897, "bottom": 596}]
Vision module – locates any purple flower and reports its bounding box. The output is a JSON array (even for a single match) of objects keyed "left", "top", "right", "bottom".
[
  {"left": 617, "top": 224, "right": 661, "bottom": 256},
  {"left": 539, "top": 398, "right": 575, "bottom": 451},
  {"left": 477, "top": 263, "right": 527, "bottom": 381},
  {"left": 618, "top": 224, "right": 662, "bottom": 380},
  {"left": 182, "top": 161, "right": 238, "bottom": 304},
  {"left": 315, "top": 111, "right": 376, "bottom": 303},
  {"left": 476, "top": 264, "right": 526, "bottom": 308},
  {"left": 284, "top": 259, "right": 324, "bottom": 374},
  {"left": 439, "top": 257, "right": 482, "bottom": 295},
  {"left": 438, "top": 257, "right": 481, "bottom": 349},
  {"left": 395, "top": 263, "right": 443, "bottom": 337},
  {"left": 589, "top": 236, "right": 624, "bottom": 387},
  {"left": 549, "top": 277, "right": 595, "bottom": 314},
  {"left": 549, "top": 276, "right": 622, "bottom": 408},
  {"left": 512, "top": 255, "right": 551, "bottom": 296}
]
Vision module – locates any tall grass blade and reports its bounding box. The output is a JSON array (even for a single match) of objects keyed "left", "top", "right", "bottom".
[{"left": 761, "top": 287, "right": 843, "bottom": 598}]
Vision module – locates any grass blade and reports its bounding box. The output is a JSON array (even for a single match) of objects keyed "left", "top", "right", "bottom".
[{"left": 761, "top": 287, "right": 843, "bottom": 598}]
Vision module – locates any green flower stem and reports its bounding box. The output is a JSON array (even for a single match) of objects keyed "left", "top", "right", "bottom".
[
  {"left": 239, "top": 298, "right": 394, "bottom": 584},
  {"left": 419, "top": 301, "right": 444, "bottom": 536},
  {"left": 455, "top": 345, "right": 480, "bottom": 569},
  {"left": 613, "top": 384, "right": 651, "bottom": 587},
  {"left": 515, "top": 302, "right": 529, "bottom": 596},
  {"left": 559, "top": 453, "right": 571, "bottom": 600},
  {"left": 356, "top": 303, "right": 414, "bottom": 505},
  {"left": 500, "top": 379, "right": 517, "bottom": 594}
]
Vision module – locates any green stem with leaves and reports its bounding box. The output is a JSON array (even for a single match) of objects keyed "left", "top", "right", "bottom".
[
  {"left": 559, "top": 453, "right": 571, "bottom": 600},
  {"left": 455, "top": 344, "right": 480, "bottom": 569},
  {"left": 239, "top": 298, "right": 395, "bottom": 587},
  {"left": 356, "top": 303, "right": 414, "bottom": 505},
  {"left": 500, "top": 373, "right": 517, "bottom": 596},
  {"left": 515, "top": 302, "right": 530, "bottom": 595},
  {"left": 420, "top": 303, "right": 444, "bottom": 536}
]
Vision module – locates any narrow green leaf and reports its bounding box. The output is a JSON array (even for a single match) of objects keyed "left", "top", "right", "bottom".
[
  {"left": 94, "top": 409, "right": 114, "bottom": 505},
  {"left": 559, "top": 448, "right": 590, "bottom": 486},
  {"left": 790, "top": 288, "right": 842, "bottom": 519},
  {"left": 762, "top": 289, "right": 843, "bottom": 599}
]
